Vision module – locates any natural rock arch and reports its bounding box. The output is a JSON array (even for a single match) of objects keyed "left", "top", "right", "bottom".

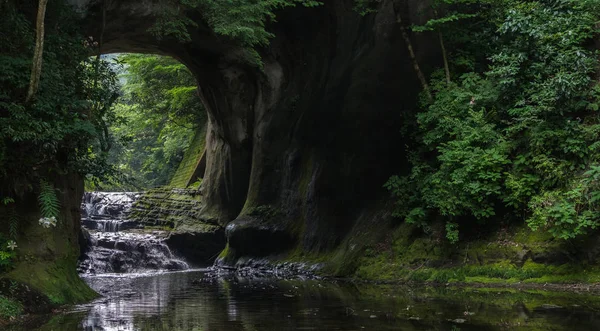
[{"left": 72, "top": 0, "right": 436, "bottom": 260}]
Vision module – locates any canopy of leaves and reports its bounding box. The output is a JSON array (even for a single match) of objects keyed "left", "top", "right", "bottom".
[
  {"left": 0, "top": 1, "right": 120, "bottom": 197},
  {"left": 386, "top": 0, "right": 600, "bottom": 242},
  {"left": 149, "top": 0, "right": 322, "bottom": 66},
  {"left": 89, "top": 54, "right": 205, "bottom": 190}
]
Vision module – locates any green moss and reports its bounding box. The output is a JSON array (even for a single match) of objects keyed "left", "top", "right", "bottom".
[
  {"left": 464, "top": 276, "right": 513, "bottom": 284},
  {"left": 247, "top": 205, "right": 280, "bottom": 218},
  {"left": 297, "top": 152, "right": 315, "bottom": 198},
  {"left": 237, "top": 178, "right": 600, "bottom": 287},
  {"left": 514, "top": 226, "right": 555, "bottom": 243},
  {"left": 0, "top": 295, "right": 22, "bottom": 319},
  {"left": 279, "top": 212, "right": 392, "bottom": 278},
  {"left": 127, "top": 187, "right": 218, "bottom": 231},
  {"left": 170, "top": 125, "right": 207, "bottom": 188},
  {"left": 346, "top": 218, "right": 600, "bottom": 285},
  {"left": 7, "top": 258, "right": 97, "bottom": 305},
  {"left": 217, "top": 243, "right": 241, "bottom": 265},
  {"left": 354, "top": 256, "right": 600, "bottom": 285},
  {"left": 218, "top": 243, "right": 230, "bottom": 259},
  {"left": 141, "top": 225, "right": 174, "bottom": 231}
]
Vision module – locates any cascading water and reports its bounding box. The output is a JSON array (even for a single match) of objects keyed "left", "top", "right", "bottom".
[{"left": 78, "top": 192, "right": 189, "bottom": 274}]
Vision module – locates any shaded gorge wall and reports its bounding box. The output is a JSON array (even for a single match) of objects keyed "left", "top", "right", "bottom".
[
  {"left": 68, "top": 0, "right": 436, "bottom": 265},
  {"left": 1, "top": 0, "right": 436, "bottom": 306}
]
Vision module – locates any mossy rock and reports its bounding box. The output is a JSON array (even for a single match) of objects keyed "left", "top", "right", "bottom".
[
  {"left": 5, "top": 259, "right": 97, "bottom": 305},
  {"left": 225, "top": 215, "right": 295, "bottom": 260}
]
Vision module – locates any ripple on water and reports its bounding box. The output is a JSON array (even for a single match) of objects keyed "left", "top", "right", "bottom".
[{"left": 7, "top": 270, "right": 600, "bottom": 331}]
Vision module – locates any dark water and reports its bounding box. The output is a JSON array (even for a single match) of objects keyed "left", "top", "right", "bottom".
[{"left": 11, "top": 270, "right": 600, "bottom": 330}]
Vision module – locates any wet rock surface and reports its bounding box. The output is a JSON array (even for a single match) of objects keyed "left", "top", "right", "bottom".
[
  {"left": 78, "top": 192, "right": 189, "bottom": 274},
  {"left": 225, "top": 216, "right": 295, "bottom": 258},
  {"left": 126, "top": 187, "right": 226, "bottom": 266},
  {"left": 81, "top": 192, "right": 140, "bottom": 220},
  {"left": 165, "top": 229, "right": 226, "bottom": 266},
  {"left": 213, "top": 258, "right": 323, "bottom": 281},
  {"left": 126, "top": 187, "right": 206, "bottom": 228},
  {"left": 0, "top": 279, "right": 52, "bottom": 315},
  {"left": 78, "top": 231, "right": 189, "bottom": 274}
]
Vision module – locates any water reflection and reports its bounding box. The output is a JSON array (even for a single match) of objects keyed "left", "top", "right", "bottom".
[{"left": 12, "top": 270, "right": 600, "bottom": 330}]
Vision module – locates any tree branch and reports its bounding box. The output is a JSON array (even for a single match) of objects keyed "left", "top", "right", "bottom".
[{"left": 395, "top": 11, "right": 434, "bottom": 104}]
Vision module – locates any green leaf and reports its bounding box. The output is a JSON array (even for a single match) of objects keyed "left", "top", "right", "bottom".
[{"left": 38, "top": 180, "right": 60, "bottom": 219}]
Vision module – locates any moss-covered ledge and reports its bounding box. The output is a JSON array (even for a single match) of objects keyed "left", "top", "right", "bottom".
[
  {"left": 0, "top": 175, "right": 97, "bottom": 322},
  {"left": 0, "top": 258, "right": 97, "bottom": 323},
  {"left": 127, "top": 187, "right": 226, "bottom": 266},
  {"left": 5, "top": 259, "right": 96, "bottom": 305},
  {"left": 331, "top": 220, "right": 600, "bottom": 286},
  {"left": 222, "top": 203, "right": 600, "bottom": 289}
]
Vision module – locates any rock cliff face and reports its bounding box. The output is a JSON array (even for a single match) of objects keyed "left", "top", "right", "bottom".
[
  {"left": 4, "top": 2, "right": 600, "bottom": 311},
  {"left": 68, "top": 0, "right": 436, "bottom": 264},
  {"left": 0, "top": 175, "right": 97, "bottom": 305},
  {"left": 125, "top": 188, "right": 225, "bottom": 265}
]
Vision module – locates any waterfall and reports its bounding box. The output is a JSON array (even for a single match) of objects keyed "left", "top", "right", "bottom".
[{"left": 78, "top": 192, "right": 189, "bottom": 275}]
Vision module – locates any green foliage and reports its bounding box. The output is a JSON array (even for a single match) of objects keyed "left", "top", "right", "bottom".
[
  {"left": 198, "top": 0, "right": 322, "bottom": 47},
  {"left": 527, "top": 165, "right": 600, "bottom": 239},
  {"left": 0, "top": 197, "right": 18, "bottom": 241},
  {"left": 1, "top": 198, "right": 14, "bottom": 206},
  {"left": 148, "top": 5, "right": 199, "bottom": 42},
  {"left": 445, "top": 222, "right": 459, "bottom": 244},
  {"left": 0, "top": 1, "right": 121, "bottom": 194},
  {"left": 412, "top": 13, "right": 477, "bottom": 33},
  {"left": 388, "top": 0, "right": 600, "bottom": 242},
  {"left": 353, "top": 0, "right": 379, "bottom": 16},
  {"left": 189, "top": 177, "right": 203, "bottom": 189},
  {"left": 37, "top": 180, "right": 60, "bottom": 219},
  {"left": 0, "top": 234, "right": 16, "bottom": 272},
  {"left": 411, "top": 0, "right": 485, "bottom": 33},
  {"left": 0, "top": 295, "right": 22, "bottom": 319},
  {"left": 149, "top": 0, "right": 322, "bottom": 66},
  {"left": 7, "top": 207, "right": 19, "bottom": 240},
  {"left": 89, "top": 54, "right": 205, "bottom": 190}
]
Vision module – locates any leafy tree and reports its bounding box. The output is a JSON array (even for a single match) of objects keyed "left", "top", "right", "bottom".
[
  {"left": 1, "top": 3, "right": 120, "bottom": 201},
  {"left": 0, "top": 1, "right": 121, "bottom": 261},
  {"left": 411, "top": 0, "right": 484, "bottom": 84},
  {"left": 89, "top": 54, "right": 206, "bottom": 190},
  {"left": 386, "top": 0, "right": 600, "bottom": 242},
  {"left": 353, "top": 0, "right": 379, "bottom": 16},
  {"left": 149, "top": 0, "right": 322, "bottom": 66}
]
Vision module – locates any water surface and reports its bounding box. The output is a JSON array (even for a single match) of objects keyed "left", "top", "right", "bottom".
[{"left": 10, "top": 270, "right": 600, "bottom": 330}]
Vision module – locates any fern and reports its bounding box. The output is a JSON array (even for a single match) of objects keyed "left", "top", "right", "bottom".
[
  {"left": 8, "top": 207, "right": 19, "bottom": 240},
  {"left": 1, "top": 197, "right": 14, "bottom": 205},
  {"left": 38, "top": 180, "right": 60, "bottom": 219}
]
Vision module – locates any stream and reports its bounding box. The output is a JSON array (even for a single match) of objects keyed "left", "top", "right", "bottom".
[
  {"left": 8, "top": 192, "right": 600, "bottom": 330},
  {"left": 9, "top": 270, "right": 600, "bottom": 330}
]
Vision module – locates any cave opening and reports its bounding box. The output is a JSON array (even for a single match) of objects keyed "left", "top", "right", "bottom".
[
  {"left": 77, "top": 52, "right": 222, "bottom": 274},
  {"left": 1, "top": 2, "right": 422, "bottom": 322},
  {"left": 85, "top": 53, "right": 207, "bottom": 192}
]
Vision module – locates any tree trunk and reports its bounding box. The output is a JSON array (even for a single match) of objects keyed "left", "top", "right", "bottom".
[
  {"left": 395, "top": 12, "right": 433, "bottom": 104},
  {"left": 433, "top": 8, "right": 451, "bottom": 85},
  {"left": 439, "top": 31, "right": 451, "bottom": 84},
  {"left": 26, "top": 0, "right": 49, "bottom": 103}
]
